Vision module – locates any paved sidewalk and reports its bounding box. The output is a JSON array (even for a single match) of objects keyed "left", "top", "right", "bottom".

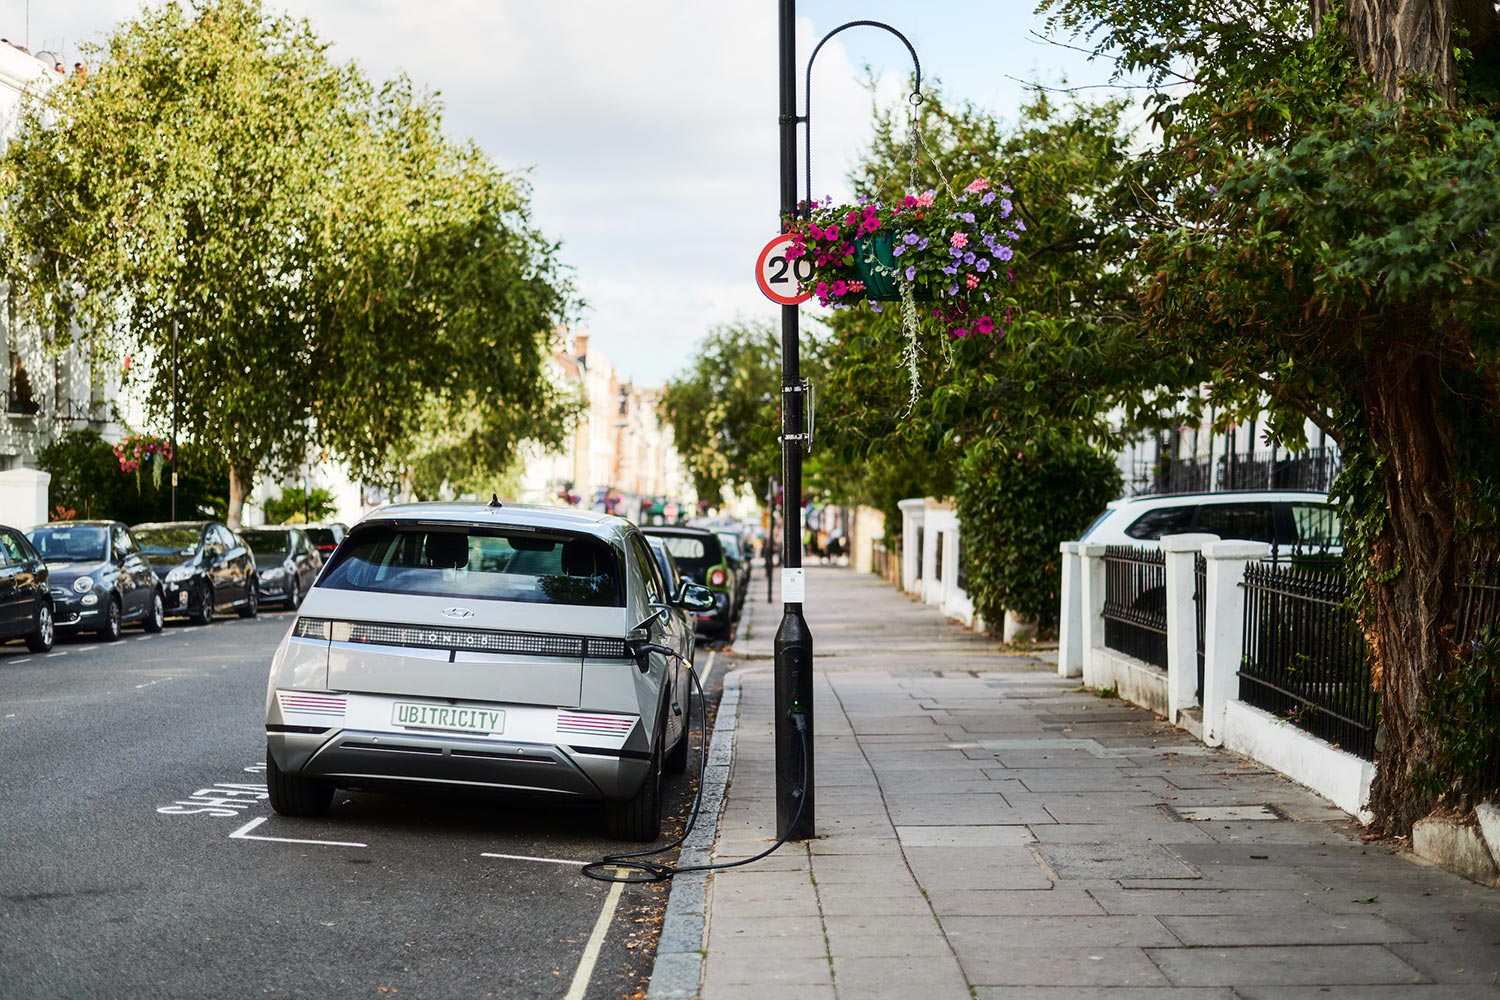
[{"left": 675, "top": 565, "right": 1500, "bottom": 999}]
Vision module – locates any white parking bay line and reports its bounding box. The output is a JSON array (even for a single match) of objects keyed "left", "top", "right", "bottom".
[
  {"left": 229, "top": 816, "right": 367, "bottom": 848},
  {"left": 697, "top": 650, "right": 719, "bottom": 688},
  {"left": 563, "top": 877, "right": 625, "bottom": 1000},
  {"left": 479, "top": 852, "right": 588, "bottom": 866}
]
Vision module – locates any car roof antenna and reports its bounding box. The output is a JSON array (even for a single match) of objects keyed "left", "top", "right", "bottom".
[{"left": 489, "top": 493, "right": 503, "bottom": 508}]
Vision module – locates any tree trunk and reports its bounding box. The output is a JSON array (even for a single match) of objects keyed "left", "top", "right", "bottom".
[
  {"left": 1312, "top": 0, "right": 1500, "bottom": 105},
  {"left": 227, "top": 462, "right": 255, "bottom": 530},
  {"left": 1362, "top": 349, "right": 1463, "bottom": 835}
]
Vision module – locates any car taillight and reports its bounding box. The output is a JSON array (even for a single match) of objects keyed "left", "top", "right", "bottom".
[{"left": 709, "top": 568, "right": 727, "bottom": 588}]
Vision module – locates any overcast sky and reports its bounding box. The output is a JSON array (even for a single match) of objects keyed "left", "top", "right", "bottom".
[{"left": 14, "top": 1, "right": 1111, "bottom": 386}]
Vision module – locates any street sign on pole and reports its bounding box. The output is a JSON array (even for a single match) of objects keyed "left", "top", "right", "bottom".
[{"left": 757, "top": 234, "right": 815, "bottom": 306}]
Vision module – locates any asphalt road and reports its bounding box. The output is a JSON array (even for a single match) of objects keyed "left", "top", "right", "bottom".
[{"left": 0, "top": 606, "right": 722, "bottom": 1000}]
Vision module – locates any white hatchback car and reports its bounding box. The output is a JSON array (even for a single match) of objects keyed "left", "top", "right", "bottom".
[
  {"left": 1078, "top": 490, "right": 1341, "bottom": 555},
  {"left": 264, "top": 501, "right": 715, "bottom": 840}
]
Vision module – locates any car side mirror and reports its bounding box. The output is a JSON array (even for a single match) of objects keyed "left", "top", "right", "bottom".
[{"left": 677, "top": 581, "right": 715, "bottom": 612}]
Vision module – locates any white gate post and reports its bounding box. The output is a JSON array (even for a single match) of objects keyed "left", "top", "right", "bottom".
[
  {"left": 1057, "top": 542, "right": 1083, "bottom": 678},
  {"left": 1201, "top": 540, "right": 1271, "bottom": 746},
  {"left": 1078, "top": 543, "right": 1109, "bottom": 687},
  {"left": 1161, "top": 534, "right": 1219, "bottom": 724}
]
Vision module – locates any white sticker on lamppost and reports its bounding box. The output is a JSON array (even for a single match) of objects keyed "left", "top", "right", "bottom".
[{"left": 782, "top": 568, "right": 805, "bottom": 603}]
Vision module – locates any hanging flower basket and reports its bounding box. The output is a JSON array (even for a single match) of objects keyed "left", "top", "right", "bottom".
[{"left": 785, "top": 178, "right": 1022, "bottom": 339}]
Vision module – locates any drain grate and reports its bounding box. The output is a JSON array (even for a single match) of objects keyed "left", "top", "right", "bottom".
[{"left": 1164, "top": 803, "right": 1288, "bottom": 822}]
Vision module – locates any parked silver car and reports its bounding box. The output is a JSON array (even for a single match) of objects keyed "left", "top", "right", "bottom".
[{"left": 263, "top": 501, "right": 715, "bottom": 840}]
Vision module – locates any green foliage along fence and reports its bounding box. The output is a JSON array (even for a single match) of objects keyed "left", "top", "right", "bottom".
[
  {"left": 37, "top": 430, "right": 226, "bottom": 524},
  {"left": 955, "top": 435, "right": 1120, "bottom": 628}
]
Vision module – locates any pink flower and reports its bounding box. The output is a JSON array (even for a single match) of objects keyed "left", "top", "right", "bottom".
[
  {"left": 916, "top": 191, "right": 936, "bottom": 208},
  {"left": 815, "top": 282, "right": 829, "bottom": 298},
  {"left": 808, "top": 224, "right": 823, "bottom": 240},
  {"left": 975, "top": 315, "right": 995, "bottom": 334},
  {"left": 844, "top": 211, "right": 858, "bottom": 226},
  {"left": 966, "top": 273, "right": 980, "bottom": 289},
  {"left": 825, "top": 226, "right": 840, "bottom": 242},
  {"left": 948, "top": 327, "right": 970, "bottom": 340},
  {"left": 966, "top": 178, "right": 990, "bottom": 193},
  {"left": 951, "top": 232, "right": 969, "bottom": 249},
  {"left": 831, "top": 280, "right": 848, "bottom": 296},
  {"left": 848, "top": 280, "right": 865, "bottom": 293},
  {"left": 902, "top": 195, "right": 918, "bottom": 208}
]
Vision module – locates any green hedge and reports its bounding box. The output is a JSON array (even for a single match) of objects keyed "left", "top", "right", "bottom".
[
  {"left": 36, "top": 429, "right": 227, "bottom": 524},
  {"left": 955, "top": 434, "right": 1120, "bottom": 627}
]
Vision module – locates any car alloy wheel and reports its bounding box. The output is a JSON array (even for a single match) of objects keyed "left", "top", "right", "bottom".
[
  {"left": 238, "top": 579, "right": 258, "bottom": 618},
  {"left": 26, "top": 602, "right": 53, "bottom": 653},
  {"left": 144, "top": 590, "right": 164, "bottom": 633},
  {"left": 98, "top": 597, "right": 122, "bottom": 641},
  {"left": 287, "top": 578, "right": 301, "bottom": 610},
  {"left": 192, "top": 583, "right": 214, "bottom": 626}
]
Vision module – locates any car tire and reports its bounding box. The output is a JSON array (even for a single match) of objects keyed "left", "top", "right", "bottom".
[
  {"left": 25, "top": 601, "right": 53, "bottom": 653},
  {"left": 97, "top": 596, "right": 123, "bottom": 642},
  {"left": 143, "top": 590, "right": 164, "bottom": 633},
  {"left": 191, "top": 582, "right": 214, "bottom": 626},
  {"left": 287, "top": 578, "right": 301, "bottom": 610},
  {"left": 605, "top": 735, "right": 663, "bottom": 842},
  {"left": 664, "top": 687, "right": 691, "bottom": 775},
  {"left": 238, "top": 579, "right": 258, "bottom": 619},
  {"left": 265, "top": 750, "right": 334, "bottom": 817}
]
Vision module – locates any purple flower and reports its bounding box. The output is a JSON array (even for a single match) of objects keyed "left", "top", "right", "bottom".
[
  {"left": 963, "top": 251, "right": 976, "bottom": 265},
  {"left": 903, "top": 233, "right": 919, "bottom": 245},
  {"left": 994, "top": 246, "right": 1014, "bottom": 262},
  {"left": 999, "top": 198, "right": 1013, "bottom": 216},
  {"left": 1015, "top": 219, "right": 1027, "bottom": 232},
  {"left": 918, "top": 237, "right": 929, "bottom": 250},
  {"left": 975, "top": 258, "right": 990, "bottom": 273},
  {"left": 980, "top": 191, "right": 995, "bottom": 206},
  {"left": 905, "top": 265, "right": 917, "bottom": 281},
  {"left": 960, "top": 212, "right": 975, "bottom": 224},
  {"left": 893, "top": 244, "right": 905, "bottom": 257},
  {"left": 949, "top": 246, "right": 964, "bottom": 259},
  {"left": 870, "top": 302, "right": 884, "bottom": 313},
  {"left": 948, "top": 283, "right": 960, "bottom": 296},
  {"left": 942, "top": 265, "right": 958, "bottom": 276}
]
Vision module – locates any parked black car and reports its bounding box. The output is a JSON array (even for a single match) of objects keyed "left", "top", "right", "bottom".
[
  {"left": 0, "top": 523, "right": 54, "bottom": 652},
  {"left": 302, "top": 522, "right": 348, "bottom": 558},
  {"left": 642, "top": 526, "right": 740, "bottom": 641},
  {"left": 28, "top": 521, "right": 164, "bottom": 640},
  {"left": 715, "top": 530, "right": 752, "bottom": 615},
  {"left": 132, "top": 521, "right": 259, "bottom": 624},
  {"left": 242, "top": 526, "right": 322, "bottom": 608}
]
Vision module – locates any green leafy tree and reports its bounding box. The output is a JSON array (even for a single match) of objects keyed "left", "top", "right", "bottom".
[
  {"left": 0, "top": 0, "right": 572, "bottom": 526},
  {"left": 1040, "top": 0, "right": 1500, "bottom": 830},
  {"left": 662, "top": 319, "right": 786, "bottom": 505},
  {"left": 37, "top": 429, "right": 226, "bottom": 524},
  {"left": 260, "top": 487, "right": 338, "bottom": 525}
]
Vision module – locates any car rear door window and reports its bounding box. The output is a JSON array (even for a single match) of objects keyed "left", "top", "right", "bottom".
[
  {"left": 1194, "top": 503, "right": 1276, "bottom": 543},
  {"left": 319, "top": 525, "right": 624, "bottom": 606},
  {"left": 1125, "top": 506, "right": 1195, "bottom": 540}
]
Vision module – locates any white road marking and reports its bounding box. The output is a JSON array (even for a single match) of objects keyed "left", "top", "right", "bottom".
[
  {"left": 563, "top": 875, "right": 626, "bottom": 1000},
  {"left": 229, "top": 816, "right": 367, "bottom": 848},
  {"left": 697, "top": 650, "right": 719, "bottom": 688},
  {"left": 480, "top": 852, "right": 588, "bottom": 867},
  {"left": 135, "top": 636, "right": 152, "bottom": 641},
  {"left": 45, "top": 651, "right": 68, "bottom": 658},
  {"left": 134, "top": 676, "right": 175, "bottom": 689},
  {"left": 12, "top": 659, "right": 29, "bottom": 665}
]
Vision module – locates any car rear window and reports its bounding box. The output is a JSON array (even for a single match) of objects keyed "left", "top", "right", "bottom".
[
  {"left": 242, "top": 529, "right": 291, "bottom": 555},
  {"left": 652, "top": 534, "right": 722, "bottom": 575},
  {"left": 305, "top": 529, "right": 340, "bottom": 551},
  {"left": 318, "top": 525, "right": 623, "bottom": 606}
]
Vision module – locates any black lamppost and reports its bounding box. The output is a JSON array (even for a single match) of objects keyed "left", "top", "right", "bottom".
[
  {"left": 775, "top": 2, "right": 922, "bottom": 841},
  {"left": 168, "top": 306, "right": 186, "bottom": 522}
]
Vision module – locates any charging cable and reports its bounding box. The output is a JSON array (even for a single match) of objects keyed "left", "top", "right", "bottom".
[{"left": 583, "top": 660, "right": 809, "bottom": 884}]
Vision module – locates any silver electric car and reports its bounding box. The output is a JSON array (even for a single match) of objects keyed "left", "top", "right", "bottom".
[{"left": 264, "top": 501, "right": 715, "bottom": 840}]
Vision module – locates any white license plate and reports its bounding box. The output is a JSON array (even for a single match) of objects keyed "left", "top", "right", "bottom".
[{"left": 392, "top": 702, "right": 504, "bottom": 735}]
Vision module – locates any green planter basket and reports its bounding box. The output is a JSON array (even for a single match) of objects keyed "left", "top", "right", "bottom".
[
  {"left": 853, "top": 234, "right": 901, "bottom": 301},
  {"left": 853, "top": 234, "right": 931, "bottom": 302}
]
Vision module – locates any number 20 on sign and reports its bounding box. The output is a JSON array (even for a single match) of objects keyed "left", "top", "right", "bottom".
[{"left": 756, "top": 234, "right": 814, "bottom": 305}]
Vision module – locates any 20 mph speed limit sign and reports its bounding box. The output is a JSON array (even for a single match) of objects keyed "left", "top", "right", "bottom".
[{"left": 756, "top": 234, "right": 814, "bottom": 305}]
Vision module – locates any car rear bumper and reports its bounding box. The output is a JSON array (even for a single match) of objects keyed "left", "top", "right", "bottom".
[{"left": 267, "top": 728, "right": 650, "bottom": 801}]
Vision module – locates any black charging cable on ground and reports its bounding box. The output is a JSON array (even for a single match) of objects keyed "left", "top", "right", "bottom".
[{"left": 582, "top": 661, "right": 809, "bottom": 884}]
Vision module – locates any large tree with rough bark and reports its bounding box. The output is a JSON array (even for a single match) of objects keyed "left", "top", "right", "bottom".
[
  {"left": 1042, "top": 0, "right": 1500, "bottom": 833},
  {"left": 0, "top": 0, "right": 572, "bottom": 524}
]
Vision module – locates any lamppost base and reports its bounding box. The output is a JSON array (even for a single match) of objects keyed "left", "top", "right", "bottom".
[{"left": 774, "top": 607, "right": 815, "bottom": 840}]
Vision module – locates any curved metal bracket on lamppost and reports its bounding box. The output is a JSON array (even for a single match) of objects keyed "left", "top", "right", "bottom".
[{"left": 774, "top": 3, "right": 922, "bottom": 842}]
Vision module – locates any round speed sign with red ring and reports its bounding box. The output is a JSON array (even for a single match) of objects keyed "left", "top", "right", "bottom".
[{"left": 756, "top": 234, "right": 814, "bottom": 305}]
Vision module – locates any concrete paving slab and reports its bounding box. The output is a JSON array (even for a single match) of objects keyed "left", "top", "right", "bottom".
[
  {"left": 976, "top": 989, "right": 1235, "bottom": 1000},
  {"left": 925, "top": 887, "right": 1108, "bottom": 917},
  {"left": 896, "top": 824, "right": 1036, "bottom": 847},
  {"left": 943, "top": 914, "right": 1178, "bottom": 949},
  {"left": 1034, "top": 841, "right": 1199, "bottom": 880},
  {"left": 956, "top": 946, "right": 1173, "bottom": 987},
  {"left": 1158, "top": 911, "right": 1419, "bottom": 945},
  {"left": 829, "top": 955, "right": 972, "bottom": 999},
  {"left": 1087, "top": 887, "right": 1327, "bottom": 915},
  {"left": 1146, "top": 944, "right": 1426, "bottom": 986}
]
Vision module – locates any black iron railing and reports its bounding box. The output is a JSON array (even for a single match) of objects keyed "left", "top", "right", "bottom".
[
  {"left": 1194, "top": 553, "right": 1206, "bottom": 701},
  {"left": 1131, "top": 446, "right": 1343, "bottom": 497},
  {"left": 1457, "top": 552, "right": 1500, "bottom": 645},
  {"left": 1102, "top": 545, "right": 1168, "bottom": 669},
  {"left": 1239, "top": 562, "right": 1378, "bottom": 760}
]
